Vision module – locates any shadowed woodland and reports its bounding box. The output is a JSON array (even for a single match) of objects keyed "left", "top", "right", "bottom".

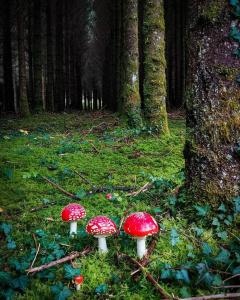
[{"left": 0, "top": 0, "right": 240, "bottom": 299}]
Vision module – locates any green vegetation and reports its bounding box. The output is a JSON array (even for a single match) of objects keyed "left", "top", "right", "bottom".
[{"left": 0, "top": 112, "right": 240, "bottom": 299}]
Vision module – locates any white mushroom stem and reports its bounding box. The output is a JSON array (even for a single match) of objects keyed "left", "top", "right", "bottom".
[
  {"left": 70, "top": 221, "right": 77, "bottom": 236},
  {"left": 75, "top": 283, "right": 81, "bottom": 291},
  {"left": 96, "top": 235, "right": 108, "bottom": 253},
  {"left": 137, "top": 237, "right": 147, "bottom": 259}
]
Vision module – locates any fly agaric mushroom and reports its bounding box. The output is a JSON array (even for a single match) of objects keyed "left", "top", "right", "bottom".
[
  {"left": 123, "top": 212, "right": 159, "bottom": 259},
  {"left": 86, "top": 216, "right": 117, "bottom": 253},
  {"left": 61, "top": 203, "right": 86, "bottom": 236},
  {"left": 74, "top": 275, "right": 84, "bottom": 291}
]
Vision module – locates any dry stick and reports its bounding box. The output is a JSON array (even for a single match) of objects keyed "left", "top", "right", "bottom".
[
  {"left": 179, "top": 293, "right": 240, "bottom": 300},
  {"left": 30, "top": 243, "right": 41, "bottom": 269},
  {"left": 42, "top": 176, "right": 79, "bottom": 200},
  {"left": 131, "top": 236, "right": 159, "bottom": 278},
  {"left": 119, "top": 253, "right": 173, "bottom": 299},
  {"left": 127, "top": 182, "right": 152, "bottom": 197},
  {"left": 26, "top": 248, "right": 91, "bottom": 274},
  {"left": 213, "top": 285, "right": 240, "bottom": 289},
  {"left": 73, "top": 170, "right": 95, "bottom": 188},
  {"left": 223, "top": 273, "right": 240, "bottom": 283}
]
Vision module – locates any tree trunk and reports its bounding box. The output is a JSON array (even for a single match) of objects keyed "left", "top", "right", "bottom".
[
  {"left": 64, "top": 0, "right": 70, "bottom": 109},
  {"left": 3, "top": 0, "right": 15, "bottom": 113},
  {"left": 27, "top": 0, "right": 34, "bottom": 109},
  {"left": 142, "top": 0, "right": 169, "bottom": 133},
  {"left": 46, "top": 0, "right": 54, "bottom": 111},
  {"left": 185, "top": 0, "right": 240, "bottom": 204},
  {"left": 33, "top": 0, "right": 43, "bottom": 112},
  {"left": 121, "top": 0, "right": 142, "bottom": 127},
  {"left": 55, "top": 0, "right": 65, "bottom": 111},
  {"left": 17, "top": 0, "right": 30, "bottom": 116}
]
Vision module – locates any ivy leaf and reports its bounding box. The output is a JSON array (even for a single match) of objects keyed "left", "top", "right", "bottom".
[
  {"left": 11, "top": 275, "right": 29, "bottom": 291},
  {"left": 232, "top": 266, "right": 240, "bottom": 274},
  {"left": 168, "top": 195, "right": 177, "bottom": 206},
  {"left": 233, "top": 196, "right": 240, "bottom": 213},
  {"left": 56, "top": 288, "right": 72, "bottom": 300},
  {"left": 217, "top": 231, "right": 228, "bottom": 240},
  {"left": 64, "top": 264, "right": 80, "bottom": 279},
  {"left": 229, "top": 26, "right": 240, "bottom": 42},
  {"left": 1, "top": 289, "right": 15, "bottom": 300},
  {"left": 0, "top": 272, "right": 12, "bottom": 285},
  {"left": 170, "top": 228, "right": 180, "bottom": 246},
  {"left": 0, "top": 223, "right": 12, "bottom": 235},
  {"left": 160, "top": 265, "right": 173, "bottom": 280},
  {"left": 35, "top": 229, "right": 46, "bottom": 237},
  {"left": 215, "top": 248, "right": 231, "bottom": 264},
  {"left": 212, "top": 274, "right": 222, "bottom": 286},
  {"left": 179, "top": 287, "right": 191, "bottom": 298},
  {"left": 202, "top": 243, "right": 212, "bottom": 255},
  {"left": 230, "top": 0, "right": 239, "bottom": 6},
  {"left": 212, "top": 217, "right": 220, "bottom": 227},
  {"left": 75, "top": 189, "right": 86, "bottom": 200},
  {"left": 95, "top": 284, "right": 108, "bottom": 294},
  {"left": 7, "top": 239, "right": 16, "bottom": 250},
  {"left": 175, "top": 269, "right": 190, "bottom": 284},
  {"left": 193, "top": 227, "right": 204, "bottom": 236},
  {"left": 218, "top": 203, "right": 227, "bottom": 213},
  {"left": 193, "top": 205, "right": 210, "bottom": 217}
]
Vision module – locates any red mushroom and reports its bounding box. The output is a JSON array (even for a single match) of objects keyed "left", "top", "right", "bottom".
[
  {"left": 74, "top": 275, "right": 84, "bottom": 291},
  {"left": 86, "top": 216, "right": 117, "bottom": 253},
  {"left": 123, "top": 212, "right": 159, "bottom": 258},
  {"left": 61, "top": 203, "right": 86, "bottom": 236}
]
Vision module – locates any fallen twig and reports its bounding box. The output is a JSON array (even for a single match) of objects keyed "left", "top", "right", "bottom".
[
  {"left": 223, "top": 273, "right": 240, "bottom": 283},
  {"left": 213, "top": 285, "right": 240, "bottom": 289},
  {"left": 29, "top": 243, "right": 41, "bottom": 270},
  {"left": 179, "top": 293, "right": 240, "bottom": 300},
  {"left": 26, "top": 247, "right": 91, "bottom": 274},
  {"left": 88, "top": 185, "right": 136, "bottom": 194},
  {"left": 30, "top": 202, "right": 56, "bottom": 212},
  {"left": 118, "top": 253, "right": 172, "bottom": 299},
  {"left": 42, "top": 176, "right": 79, "bottom": 199},
  {"left": 73, "top": 170, "right": 95, "bottom": 188},
  {"left": 127, "top": 182, "right": 152, "bottom": 197}
]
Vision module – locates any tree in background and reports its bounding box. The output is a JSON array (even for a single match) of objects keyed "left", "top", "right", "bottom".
[
  {"left": 120, "top": 0, "right": 142, "bottom": 127},
  {"left": 2, "top": 0, "right": 15, "bottom": 112},
  {"left": 142, "top": 0, "right": 169, "bottom": 133},
  {"left": 185, "top": 0, "right": 240, "bottom": 204},
  {"left": 17, "top": 0, "right": 30, "bottom": 116}
]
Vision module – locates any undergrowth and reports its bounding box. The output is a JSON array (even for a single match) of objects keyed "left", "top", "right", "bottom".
[{"left": 0, "top": 112, "right": 239, "bottom": 299}]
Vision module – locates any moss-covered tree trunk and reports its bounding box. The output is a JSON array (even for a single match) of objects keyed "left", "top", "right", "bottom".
[
  {"left": 142, "top": 0, "right": 169, "bottom": 133},
  {"left": 185, "top": 0, "right": 240, "bottom": 204},
  {"left": 17, "top": 0, "right": 30, "bottom": 116},
  {"left": 33, "top": 0, "right": 43, "bottom": 112},
  {"left": 121, "top": 0, "right": 142, "bottom": 127}
]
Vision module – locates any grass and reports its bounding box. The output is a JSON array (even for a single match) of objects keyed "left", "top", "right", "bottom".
[{"left": 0, "top": 112, "right": 237, "bottom": 300}]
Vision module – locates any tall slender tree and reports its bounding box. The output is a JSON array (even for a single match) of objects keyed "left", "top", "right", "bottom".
[
  {"left": 46, "top": 0, "right": 54, "bottom": 111},
  {"left": 120, "top": 0, "right": 142, "bottom": 127},
  {"left": 142, "top": 0, "right": 169, "bottom": 133},
  {"left": 185, "top": 0, "right": 240, "bottom": 204},
  {"left": 3, "top": 0, "right": 15, "bottom": 112},
  {"left": 17, "top": 0, "right": 30, "bottom": 116},
  {"left": 55, "top": 0, "right": 65, "bottom": 111},
  {"left": 33, "top": 0, "right": 43, "bottom": 111}
]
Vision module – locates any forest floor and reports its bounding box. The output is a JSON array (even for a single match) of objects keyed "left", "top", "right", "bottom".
[{"left": 0, "top": 112, "right": 239, "bottom": 300}]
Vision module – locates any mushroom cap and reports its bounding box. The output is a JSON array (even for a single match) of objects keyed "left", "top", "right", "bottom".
[
  {"left": 74, "top": 275, "right": 84, "bottom": 284},
  {"left": 123, "top": 212, "right": 159, "bottom": 237},
  {"left": 61, "top": 203, "right": 86, "bottom": 222},
  {"left": 86, "top": 216, "right": 117, "bottom": 236}
]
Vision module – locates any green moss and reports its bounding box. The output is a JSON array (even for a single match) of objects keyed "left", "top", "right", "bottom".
[{"left": 200, "top": 0, "right": 226, "bottom": 23}]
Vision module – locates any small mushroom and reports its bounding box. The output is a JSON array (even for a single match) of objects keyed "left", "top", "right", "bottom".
[
  {"left": 74, "top": 275, "right": 84, "bottom": 291},
  {"left": 123, "top": 212, "right": 159, "bottom": 259},
  {"left": 86, "top": 216, "right": 117, "bottom": 253},
  {"left": 61, "top": 203, "right": 86, "bottom": 236}
]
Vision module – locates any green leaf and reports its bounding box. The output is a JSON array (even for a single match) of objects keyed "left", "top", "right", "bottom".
[
  {"left": 35, "top": 229, "right": 46, "bottom": 237},
  {"left": 7, "top": 239, "right": 16, "bottom": 250},
  {"left": 232, "top": 266, "right": 240, "bottom": 274},
  {"left": 218, "top": 203, "right": 227, "bottom": 212},
  {"left": 64, "top": 264, "right": 80, "bottom": 279},
  {"left": 56, "top": 288, "right": 72, "bottom": 300},
  {"left": 11, "top": 275, "right": 29, "bottom": 291},
  {"left": 179, "top": 287, "right": 191, "bottom": 298},
  {"left": 193, "top": 227, "right": 204, "bottom": 236},
  {"left": 229, "top": 26, "right": 240, "bottom": 42},
  {"left": 217, "top": 231, "right": 228, "bottom": 240},
  {"left": 212, "top": 274, "right": 222, "bottom": 286},
  {"left": 0, "top": 271, "right": 12, "bottom": 284},
  {"left": 230, "top": 0, "right": 239, "bottom": 6},
  {"left": 215, "top": 248, "right": 231, "bottom": 264},
  {"left": 75, "top": 188, "right": 86, "bottom": 199},
  {"left": 95, "top": 284, "right": 108, "bottom": 294},
  {"left": 0, "top": 223, "right": 12, "bottom": 235},
  {"left": 168, "top": 195, "right": 177, "bottom": 206},
  {"left": 202, "top": 243, "right": 212, "bottom": 255},
  {"left": 233, "top": 196, "right": 240, "bottom": 213},
  {"left": 212, "top": 217, "right": 220, "bottom": 227},
  {"left": 160, "top": 267, "right": 172, "bottom": 280},
  {"left": 193, "top": 205, "right": 210, "bottom": 217},
  {"left": 170, "top": 228, "right": 180, "bottom": 246},
  {"left": 175, "top": 269, "right": 190, "bottom": 284}
]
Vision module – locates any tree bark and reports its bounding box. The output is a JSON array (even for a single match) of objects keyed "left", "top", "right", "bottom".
[
  {"left": 121, "top": 0, "right": 142, "bottom": 127},
  {"left": 3, "top": 0, "right": 15, "bottom": 113},
  {"left": 33, "top": 0, "right": 43, "bottom": 112},
  {"left": 17, "top": 0, "right": 30, "bottom": 116},
  {"left": 46, "top": 0, "right": 54, "bottom": 111},
  {"left": 142, "top": 0, "right": 169, "bottom": 133},
  {"left": 55, "top": 0, "right": 65, "bottom": 111},
  {"left": 185, "top": 0, "right": 240, "bottom": 204}
]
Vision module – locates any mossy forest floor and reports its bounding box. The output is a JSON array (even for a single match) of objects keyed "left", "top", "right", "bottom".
[{"left": 0, "top": 112, "right": 239, "bottom": 300}]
